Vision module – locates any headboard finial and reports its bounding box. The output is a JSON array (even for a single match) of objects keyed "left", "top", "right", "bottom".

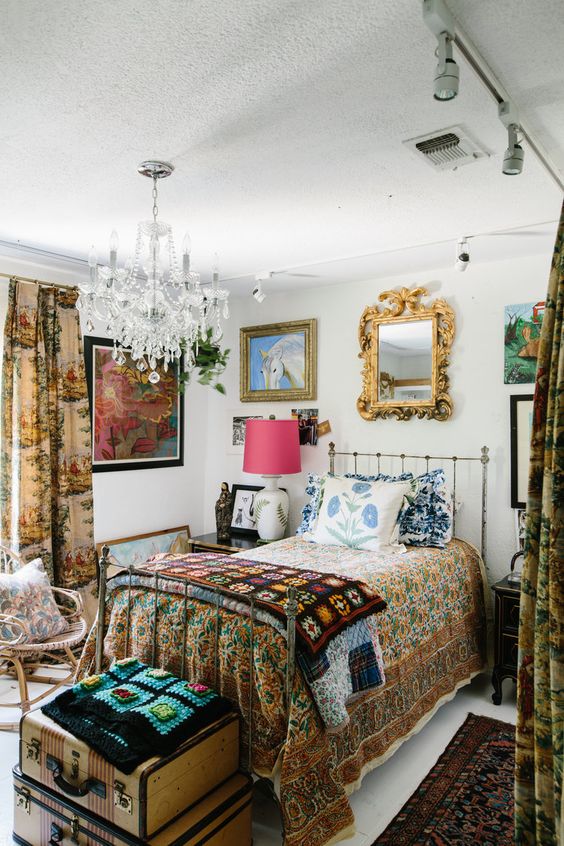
[{"left": 480, "top": 445, "right": 490, "bottom": 464}]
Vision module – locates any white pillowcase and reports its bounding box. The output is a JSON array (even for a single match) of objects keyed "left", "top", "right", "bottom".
[{"left": 304, "top": 476, "right": 411, "bottom": 552}]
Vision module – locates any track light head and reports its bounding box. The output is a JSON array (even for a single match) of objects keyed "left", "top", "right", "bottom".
[
  {"left": 253, "top": 272, "right": 271, "bottom": 303},
  {"left": 503, "top": 125, "right": 524, "bottom": 176},
  {"left": 423, "top": 0, "right": 459, "bottom": 101},
  {"left": 434, "top": 33, "right": 459, "bottom": 100},
  {"left": 456, "top": 237, "right": 470, "bottom": 271},
  {"left": 498, "top": 101, "right": 524, "bottom": 176}
]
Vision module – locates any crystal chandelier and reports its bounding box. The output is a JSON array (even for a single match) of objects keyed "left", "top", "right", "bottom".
[{"left": 78, "top": 160, "right": 229, "bottom": 384}]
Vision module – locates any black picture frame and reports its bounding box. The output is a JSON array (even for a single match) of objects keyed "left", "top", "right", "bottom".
[
  {"left": 84, "top": 336, "right": 184, "bottom": 472},
  {"left": 229, "top": 484, "right": 264, "bottom": 538},
  {"left": 510, "top": 394, "right": 534, "bottom": 509}
]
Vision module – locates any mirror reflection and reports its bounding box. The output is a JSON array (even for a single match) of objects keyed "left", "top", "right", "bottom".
[{"left": 378, "top": 319, "right": 433, "bottom": 403}]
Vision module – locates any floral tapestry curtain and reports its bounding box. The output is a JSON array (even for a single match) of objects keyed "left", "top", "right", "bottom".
[
  {"left": 515, "top": 203, "right": 564, "bottom": 845},
  {"left": 0, "top": 279, "right": 96, "bottom": 588}
]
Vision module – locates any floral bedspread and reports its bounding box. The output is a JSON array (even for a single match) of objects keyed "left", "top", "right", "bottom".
[{"left": 77, "top": 537, "right": 487, "bottom": 846}]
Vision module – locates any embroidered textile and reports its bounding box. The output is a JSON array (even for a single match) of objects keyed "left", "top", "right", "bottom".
[
  {"left": 43, "top": 659, "right": 232, "bottom": 773},
  {"left": 142, "top": 553, "right": 386, "bottom": 655}
]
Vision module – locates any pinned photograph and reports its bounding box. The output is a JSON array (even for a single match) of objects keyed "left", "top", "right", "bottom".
[
  {"left": 292, "top": 408, "right": 318, "bottom": 446},
  {"left": 229, "top": 414, "right": 263, "bottom": 453}
]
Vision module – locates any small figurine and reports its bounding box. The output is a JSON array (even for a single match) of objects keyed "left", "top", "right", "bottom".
[{"left": 215, "top": 482, "right": 233, "bottom": 541}]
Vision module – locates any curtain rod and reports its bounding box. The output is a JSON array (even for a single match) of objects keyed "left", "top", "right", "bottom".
[{"left": 0, "top": 271, "right": 77, "bottom": 293}]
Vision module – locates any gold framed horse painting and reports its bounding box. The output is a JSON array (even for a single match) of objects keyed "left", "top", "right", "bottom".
[{"left": 240, "top": 319, "right": 317, "bottom": 402}]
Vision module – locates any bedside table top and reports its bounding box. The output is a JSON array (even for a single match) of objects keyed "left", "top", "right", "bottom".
[
  {"left": 492, "top": 575, "right": 521, "bottom": 594},
  {"left": 190, "top": 532, "right": 263, "bottom": 552}
]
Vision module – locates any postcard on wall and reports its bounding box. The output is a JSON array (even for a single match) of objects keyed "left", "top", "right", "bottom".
[
  {"left": 228, "top": 413, "right": 264, "bottom": 454},
  {"left": 504, "top": 301, "right": 545, "bottom": 384},
  {"left": 84, "top": 336, "right": 183, "bottom": 471},
  {"left": 291, "top": 408, "right": 319, "bottom": 445}
]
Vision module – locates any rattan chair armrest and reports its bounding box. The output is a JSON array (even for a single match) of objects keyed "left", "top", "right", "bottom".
[
  {"left": 0, "top": 613, "right": 27, "bottom": 647},
  {"left": 52, "top": 586, "right": 84, "bottom": 619}
]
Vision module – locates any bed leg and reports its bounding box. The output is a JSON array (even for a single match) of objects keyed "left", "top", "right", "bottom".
[{"left": 95, "top": 545, "right": 109, "bottom": 674}]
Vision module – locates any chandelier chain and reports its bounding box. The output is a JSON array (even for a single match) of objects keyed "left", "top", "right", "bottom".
[{"left": 152, "top": 177, "right": 159, "bottom": 223}]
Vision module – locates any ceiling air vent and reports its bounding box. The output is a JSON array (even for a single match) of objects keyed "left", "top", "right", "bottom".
[{"left": 403, "top": 126, "right": 488, "bottom": 171}]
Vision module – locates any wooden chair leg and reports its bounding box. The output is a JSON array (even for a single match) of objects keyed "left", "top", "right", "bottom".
[{"left": 11, "top": 657, "right": 30, "bottom": 713}]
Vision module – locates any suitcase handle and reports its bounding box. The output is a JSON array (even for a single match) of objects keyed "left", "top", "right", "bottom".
[{"left": 46, "top": 755, "right": 107, "bottom": 800}]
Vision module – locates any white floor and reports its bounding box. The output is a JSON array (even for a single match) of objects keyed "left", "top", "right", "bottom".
[{"left": 0, "top": 672, "right": 516, "bottom": 845}]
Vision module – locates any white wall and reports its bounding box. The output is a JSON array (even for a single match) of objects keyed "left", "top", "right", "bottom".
[
  {"left": 203, "top": 251, "right": 552, "bottom": 584},
  {"left": 0, "top": 253, "right": 210, "bottom": 545}
]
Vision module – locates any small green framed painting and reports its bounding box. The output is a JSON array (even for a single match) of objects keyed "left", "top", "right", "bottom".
[{"left": 504, "top": 301, "right": 545, "bottom": 384}]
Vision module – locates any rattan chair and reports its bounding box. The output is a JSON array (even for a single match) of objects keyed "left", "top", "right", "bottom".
[{"left": 0, "top": 544, "right": 88, "bottom": 729}]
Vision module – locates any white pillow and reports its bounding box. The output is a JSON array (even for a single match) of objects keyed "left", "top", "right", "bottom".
[
  {"left": 305, "top": 476, "right": 411, "bottom": 552},
  {"left": 0, "top": 558, "right": 68, "bottom": 643}
]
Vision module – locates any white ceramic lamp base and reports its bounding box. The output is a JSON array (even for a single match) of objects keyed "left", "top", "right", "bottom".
[{"left": 255, "top": 477, "right": 289, "bottom": 541}]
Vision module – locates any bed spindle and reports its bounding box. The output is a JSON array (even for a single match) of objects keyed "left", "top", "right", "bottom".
[
  {"left": 95, "top": 545, "right": 110, "bottom": 675},
  {"left": 214, "top": 589, "right": 221, "bottom": 692},
  {"left": 480, "top": 445, "right": 489, "bottom": 563},
  {"left": 452, "top": 457, "right": 458, "bottom": 538},
  {"left": 181, "top": 581, "right": 189, "bottom": 680},
  {"left": 152, "top": 572, "right": 160, "bottom": 667},
  {"left": 248, "top": 596, "right": 255, "bottom": 774},
  {"left": 285, "top": 587, "right": 298, "bottom": 713},
  {"left": 125, "top": 564, "right": 133, "bottom": 660}
]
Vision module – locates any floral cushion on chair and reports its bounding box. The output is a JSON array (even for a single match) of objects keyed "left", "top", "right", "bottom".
[{"left": 0, "top": 558, "right": 68, "bottom": 643}]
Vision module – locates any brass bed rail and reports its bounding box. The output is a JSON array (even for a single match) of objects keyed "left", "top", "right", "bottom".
[{"left": 94, "top": 550, "right": 298, "bottom": 775}]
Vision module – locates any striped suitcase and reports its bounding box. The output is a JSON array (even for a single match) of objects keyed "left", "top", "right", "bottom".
[
  {"left": 19, "top": 709, "right": 239, "bottom": 839},
  {"left": 13, "top": 766, "right": 253, "bottom": 846}
]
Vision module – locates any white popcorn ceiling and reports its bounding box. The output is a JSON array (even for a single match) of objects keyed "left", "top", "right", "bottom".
[{"left": 1, "top": 0, "right": 563, "bottom": 293}]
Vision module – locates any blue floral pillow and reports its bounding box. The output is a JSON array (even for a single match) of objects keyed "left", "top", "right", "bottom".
[
  {"left": 296, "top": 471, "right": 413, "bottom": 535},
  {"left": 398, "top": 469, "right": 453, "bottom": 548}
]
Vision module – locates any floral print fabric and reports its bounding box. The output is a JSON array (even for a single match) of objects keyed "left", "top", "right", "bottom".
[
  {"left": 0, "top": 558, "right": 67, "bottom": 643},
  {"left": 515, "top": 202, "right": 564, "bottom": 845},
  {"left": 306, "top": 476, "right": 411, "bottom": 551},
  {"left": 0, "top": 281, "right": 96, "bottom": 587},
  {"left": 398, "top": 468, "right": 453, "bottom": 548},
  {"left": 78, "top": 536, "right": 487, "bottom": 846}
]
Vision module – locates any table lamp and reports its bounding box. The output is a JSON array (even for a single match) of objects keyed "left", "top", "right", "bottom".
[{"left": 243, "top": 419, "right": 301, "bottom": 541}]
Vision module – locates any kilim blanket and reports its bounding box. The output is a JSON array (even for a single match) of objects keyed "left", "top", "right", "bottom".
[
  {"left": 43, "top": 658, "right": 233, "bottom": 773},
  {"left": 142, "top": 553, "right": 387, "bottom": 655}
]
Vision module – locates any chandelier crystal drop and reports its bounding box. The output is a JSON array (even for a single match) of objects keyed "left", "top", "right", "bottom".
[{"left": 77, "top": 161, "right": 229, "bottom": 384}]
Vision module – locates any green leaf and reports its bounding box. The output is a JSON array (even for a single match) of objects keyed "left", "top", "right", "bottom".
[
  {"left": 276, "top": 503, "right": 288, "bottom": 528},
  {"left": 326, "top": 525, "right": 349, "bottom": 545}
]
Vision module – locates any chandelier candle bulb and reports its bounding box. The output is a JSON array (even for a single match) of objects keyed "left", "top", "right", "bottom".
[{"left": 109, "top": 230, "right": 119, "bottom": 269}]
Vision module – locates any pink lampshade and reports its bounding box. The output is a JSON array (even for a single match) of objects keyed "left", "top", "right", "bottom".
[{"left": 243, "top": 419, "right": 302, "bottom": 475}]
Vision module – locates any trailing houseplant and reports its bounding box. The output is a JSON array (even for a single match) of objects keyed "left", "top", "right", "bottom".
[{"left": 180, "top": 329, "right": 230, "bottom": 394}]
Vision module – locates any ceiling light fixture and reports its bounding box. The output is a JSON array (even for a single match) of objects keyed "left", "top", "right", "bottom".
[
  {"left": 78, "top": 160, "right": 229, "bottom": 383},
  {"left": 422, "top": 0, "right": 459, "bottom": 101},
  {"left": 498, "top": 102, "right": 524, "bottom": 175},
  {"left": 456, "top": 237, "right": 470, "bottom": 271},
  {"left": 253, "top": 271, "right": 271, "bottom": 303}
]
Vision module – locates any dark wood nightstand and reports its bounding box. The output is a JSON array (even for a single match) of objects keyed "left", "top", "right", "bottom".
[
  {"left": 491, "top": 575, "right": 521, "bottom": 705},
  {"left": 189, "top": 532, "right": 267, "bottom": 555}
]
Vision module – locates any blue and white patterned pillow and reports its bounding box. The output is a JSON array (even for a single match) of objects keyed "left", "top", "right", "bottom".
[
  {"left": 296, "top": 470, "right": 414, "bottom": 536},
  {"left": 398, "top": 469, "right": 453, "bottom": 548}
]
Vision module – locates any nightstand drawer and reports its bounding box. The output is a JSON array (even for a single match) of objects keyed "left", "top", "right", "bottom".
[
  {"left": 500, "top": 593, "right": 520, "bottom": 633},
  {"left": 501, "top": 633, "right": 519, "bottom": 669}
]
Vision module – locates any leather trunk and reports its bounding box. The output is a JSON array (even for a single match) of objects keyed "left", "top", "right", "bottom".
[
  {"left": 13, "top": 766, "right": 252, "bottom": 846},
  {"left": 19, "top": 709, "right": 239, "bottom": 839}
]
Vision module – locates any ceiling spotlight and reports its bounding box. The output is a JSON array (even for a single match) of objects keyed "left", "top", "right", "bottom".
[
  {"left": 498, "top": 101, "right": 524, "bottom": 176},
  {"left": 456, "top": 237, "right": 470, "bottom": 271},
  {"left": 253, "top": 271, "right": 271, "bottom": 303},
  {"left": 423, "top": 0, "right": 459, "bottom": 101}
]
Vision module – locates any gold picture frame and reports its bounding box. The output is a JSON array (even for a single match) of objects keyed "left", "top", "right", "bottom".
[
  {"left": 240, "top": 319, "right": 317, "bottom": 402},
  {"left": 357, "top": 287, "right": 455, "bottom": 421}
]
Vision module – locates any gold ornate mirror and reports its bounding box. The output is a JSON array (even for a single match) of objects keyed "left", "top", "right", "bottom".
[{"left": 357, "top": 287, "right": 455, "bottom": 421}]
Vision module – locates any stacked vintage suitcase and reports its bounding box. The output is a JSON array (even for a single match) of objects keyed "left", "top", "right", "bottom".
[{"left": 13, "top": 683, "right": 252, "bottom": 845}]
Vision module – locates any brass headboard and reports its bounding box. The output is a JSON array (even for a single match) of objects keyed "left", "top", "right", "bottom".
[{"left": 328, "top": 442, "right": 489, "bottom": 563}]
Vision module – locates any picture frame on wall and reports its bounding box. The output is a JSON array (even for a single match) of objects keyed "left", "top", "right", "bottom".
[
  {"left": 240, "top": 319, "right": 317, "bottom": 402},
  {"left": 510, "top": 394, "right": 534, "bottom": 508},
  {"left": 230, "top": 484, "right": 264, "bottom": 538},
  {"left": 227, "top": 412, "right": 264, "bottom": 454},
  {"left": 84, "top": 336, "right": 184, "bottom": 472}
]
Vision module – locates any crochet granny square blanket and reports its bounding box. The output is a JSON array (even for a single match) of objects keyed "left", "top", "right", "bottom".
[
  {"left": 43, "top": 659, "right": 233, "bottom": 773},
  {"left": 142, "top": 553, "right": 387, "bottom": 656}
]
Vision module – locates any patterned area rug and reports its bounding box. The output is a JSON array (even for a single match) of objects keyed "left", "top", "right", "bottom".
[{"left": 373, "top": 713, "right": 515, "bottom": 845}]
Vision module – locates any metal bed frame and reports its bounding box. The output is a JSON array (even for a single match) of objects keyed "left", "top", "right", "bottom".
[{"left": 94, "top": 441, "right": 489, "bottom": 779}]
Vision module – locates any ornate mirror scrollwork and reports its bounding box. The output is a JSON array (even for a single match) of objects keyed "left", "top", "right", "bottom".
[{"left": 357, "top": 287, "right": 455, "bottom": 421}]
